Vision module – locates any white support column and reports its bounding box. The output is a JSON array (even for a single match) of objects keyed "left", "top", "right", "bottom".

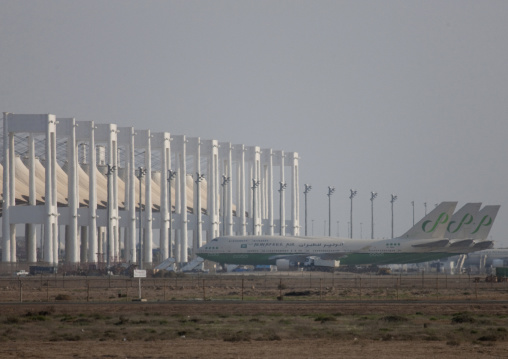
[
  {"left": 262, "top": 149, "right": 274, "bottom": 236},
  {"left": 239, "top": 145, "right": 246, "bottom": 236},
  {"left": 144, "top": 131, "right": 153, "bottom": 266},
  {"left": 9, "top": 138, "right": 16, "bottom": 261},
  {"left": 61, "top": 118, "right": 79, "bottom": 263},
  {"left": 227, "top": 143, "right": 233, "bottom": 236},
  {"left": 27, "top": 134, "right": 37, "bottom": 262},
  {"left": 51, "top": 119, "right": 58, "bottom": 265},
  {"left": 2, "top": 113, "right": 11, "bottom": 262},
  {"left": 212, "top": 141, "right": 220, "bottom": 239},
  {"left": 80, "top": 226, "right": 88, "bottom": 263},
  {"left": 110, "top": 128, "right": 119, "bottom": 261},
  {"left": 255, "top": 147, "right": 261, "bottom": 235},
  {"left": 247, "top": 152, "right": 253, "bottom": 235},
  {"left": 174, "top": 152, "right": 181, "bottom": 263},
  {"left": 157, "top": 133, "right": 171, "bottom": 261},
  {"left": 127, "top": 128, "right": 136, "bottom": 263},
  {"left": 203, "top": 140, "right": 219, "bottom": 242},
  {"left": 248, "top": 146, "right": 261, "bottom": 235},
  {"left": 87, "top": 122, "right": 97, "bottom": 263},
  {"left": 117, "top": 126, "right": 136, "bottom": 263},
  {"left": 219, "top": 142, "right": 234, "bottom": 236},
  {"left": 179, "top": 136, "right": 188, "bottom": 263},
  {"left": 191, "top": 137, "right": 203, "bottom": 256},
  {"left": 44, "top": 120, "right": 53, "bottom": 264}
]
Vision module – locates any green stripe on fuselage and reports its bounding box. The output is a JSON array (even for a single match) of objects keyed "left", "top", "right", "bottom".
[{"left": 198, "top": 251, "right": 460, "bottom": 266}]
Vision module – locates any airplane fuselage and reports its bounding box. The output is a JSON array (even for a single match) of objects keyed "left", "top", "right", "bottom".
[{"left": 196, "top": 235, "right": 469, "bottom": 266}]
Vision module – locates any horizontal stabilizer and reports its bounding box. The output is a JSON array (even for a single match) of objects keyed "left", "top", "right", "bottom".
[
  {"left": 472, "top": 241, "right": 494, "bottom": 251},
  {"left": 412, "top": 239, "right": 450, "bottom": 248},
  {"left": 448, "top": 239, "right": 474, "bottom": 249}
]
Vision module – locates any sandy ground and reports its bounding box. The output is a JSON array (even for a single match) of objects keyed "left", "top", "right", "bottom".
[
  {"left": 3, "top": 339, "right": 508, "bottom": 359},
  {"left": 1, "top": 301, "right": 508, "bottom": 358},
  {"left": 2, "top": 273, "right": 508, "bottom": 358}
]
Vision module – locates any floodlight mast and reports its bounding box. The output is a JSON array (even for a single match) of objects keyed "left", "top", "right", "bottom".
[
  {"left": 303, "top": 184, "right": 312, "bottom": 236},
  {"left": 391, "top": 194, "right": 398, "bottom": 238},
  {"left": 167, "top": 169, "right": 177, "bottom": 258},
  {"left": 370, "top": 191, "right": 378, "bottom": 239},
  {"left": 327, "top": 186, "right": 335, "bottom": 237},
  {"left": 349, "top": 189, "right": 357, "bottom": 239},
  {"left": 278, "top": 182, "right": 287, "bottom": 235},
  {"left": 411, "top": 201, "right": 415, "bottom": 226}
]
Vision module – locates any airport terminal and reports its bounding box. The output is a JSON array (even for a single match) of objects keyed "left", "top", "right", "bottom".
[{"left": 0, "top": 113, "right": 300, "bottom": 268}]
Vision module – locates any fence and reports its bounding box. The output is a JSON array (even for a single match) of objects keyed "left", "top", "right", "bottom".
[{"left": 1, "top": 272, "right": 507, "bottom": 303}]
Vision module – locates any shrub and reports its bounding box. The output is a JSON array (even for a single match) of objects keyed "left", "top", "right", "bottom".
[
  {"left": 4, "top": 316, "right": 19, "bottom": 324},
  {"left": 224, "top": 331, "right": 251, "bottom": 342},
  {"left": 451, "top": 312, "right": 475, "bottom": 324},
  {"left": 380, "top": 315, "right": 407, "bottom": 323}
]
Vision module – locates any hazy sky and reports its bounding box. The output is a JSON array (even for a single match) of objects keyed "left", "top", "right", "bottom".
[{"left": 1, "top": 1, "right": 507, "bottom": 244}]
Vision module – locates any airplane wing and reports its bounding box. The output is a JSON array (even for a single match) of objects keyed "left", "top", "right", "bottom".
[{"left": 268, "top": 252, "right": 349, "bottom": 262}]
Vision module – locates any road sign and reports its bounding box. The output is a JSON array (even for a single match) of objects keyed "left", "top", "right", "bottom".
[{"left": 133, "top": 269, "right": 147, "bottom": 278}]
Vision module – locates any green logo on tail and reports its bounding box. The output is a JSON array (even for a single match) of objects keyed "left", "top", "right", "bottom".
[
  {"left": 422, "top": 213, "right": 449, "bottom": 233},
  {"left": 447, "top": 214, "right": 474, "bottom": 233},
  {"left": 471, "top": 215, "right": 493, "bottom": 234}
]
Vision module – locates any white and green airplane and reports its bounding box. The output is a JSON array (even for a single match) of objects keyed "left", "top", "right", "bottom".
[{"left": 197, "top": 201, "right": 492, "bottom": 266}]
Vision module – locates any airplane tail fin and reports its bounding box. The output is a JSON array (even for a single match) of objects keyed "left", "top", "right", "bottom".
[
  {"left": 399, "top": 202, "right": 457, "bottom": 240},
  {"left": 469, "top": 205, "right": 500, "bottom": 241},
  {"left": 446, "top": 203, "right": 482, "bottom": 240}
]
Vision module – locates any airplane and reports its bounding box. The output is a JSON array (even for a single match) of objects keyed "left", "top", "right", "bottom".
[
  {"left": 197, "top": 201, "right": 468, "bottom": 267},
  {"left": 196, "top": 202, "right": 501, "bottom": 268}
]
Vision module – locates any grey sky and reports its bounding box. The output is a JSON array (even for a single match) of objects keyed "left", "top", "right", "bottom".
[{"left": 1, "top": 1, "right": 507, "bottom": 244}]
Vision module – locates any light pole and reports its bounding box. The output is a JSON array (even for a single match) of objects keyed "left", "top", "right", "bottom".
[
  {"left": 411, "top": 201, "right": 415, "bottom": 226},
  {"left": 137, "top": 167, "right": 147, "bottom": 269},
  {"left": 221, "top": 175, "right": 230, "bottom": 236},
  {"left": 304, "top": 184, "right": 312, "bottom": 236},
  {"left": 336, "top": 220, "right": 339, "bottom": 237},
  {"left": 391, "top": 194, "right": 398, "bottom": 238},
  {"left": 195, "top": 172, "right": 205, "bottom": 251},
  {"left": 167, "top": 169, "right": 177, "bottom": 258},
  {"left": 106, "top": 164, "right": 116, "bottom": 269},
  {"left": 327, "top": 186, "right": 335, "bottom": 237},
  {"left": 349, "top": 189, "right": 357, "bottom": 239},
  {"left": 370, "top": 191, "right": 377, "bottom": 239},
  {"left": 424, "top": 202, "right": 427, "bottom": 216},
  {"left": 279, "top": 182, "right": 287, "bottom": 235},
  {"left": 251, "top": 179, "right": 260, "bottom": 235}
]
